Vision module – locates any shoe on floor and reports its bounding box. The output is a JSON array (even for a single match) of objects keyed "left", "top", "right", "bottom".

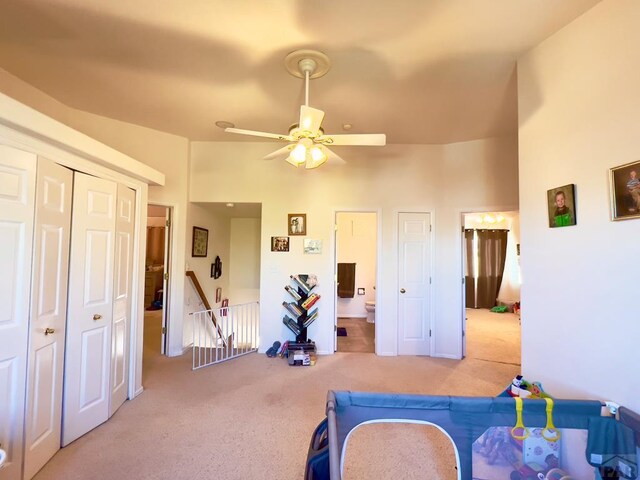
[{"left": 266, "top": 341, "right": 281, "bottom": 357}]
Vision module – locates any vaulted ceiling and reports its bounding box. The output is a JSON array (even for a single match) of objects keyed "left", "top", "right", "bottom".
[{"left": 0, "top": 0, "right": 601, "bottom": 144}]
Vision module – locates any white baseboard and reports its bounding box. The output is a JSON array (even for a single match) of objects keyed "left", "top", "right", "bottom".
[
  {"left": 337, "top": 314, "right": 367, "bottom": 319},
  {"left": 133, "top": 387, "right": 144, "bottom": 398},
  {"left": 433, "top": 353, "right": 461, "bottom": 360}
]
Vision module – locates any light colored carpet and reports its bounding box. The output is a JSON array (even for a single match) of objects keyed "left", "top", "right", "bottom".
[
  {"left": 465, "top": 308, "right": 521, "bottom": 366},
  {"left": 33, "top": 312, "right": 520, "bottom": 480}
]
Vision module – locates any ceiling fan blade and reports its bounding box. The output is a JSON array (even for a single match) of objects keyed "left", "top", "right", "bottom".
[
  {"left": 299, "top": 106, "right": 325, "bottom": 135},
  {"left": 225, "top": 127, "right": 292, "bottom": 141},
  {"left": 325, "top": 146, "right": 346, "bottom": 165},
  {"left": 263, "top": 144, "right": 294, "bottom": 161},
  {"left": 317, "top": 133, "right": 386, "bottom": 146}
]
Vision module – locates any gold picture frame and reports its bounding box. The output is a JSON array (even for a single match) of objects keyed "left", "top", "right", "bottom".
[
  {"left": 288, "top": 213, "right": 306, "bottom": 235},
  {"left": 610, "top": 160, "right": 640, "bottom": 221}
]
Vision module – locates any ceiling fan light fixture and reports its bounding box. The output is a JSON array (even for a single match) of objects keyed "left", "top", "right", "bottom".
[
  {"left": 306, "top": 145, "right": 328, "bottom": 169},
  {"left": 289, "top": 138, "right": 311, "bottom": 165}
]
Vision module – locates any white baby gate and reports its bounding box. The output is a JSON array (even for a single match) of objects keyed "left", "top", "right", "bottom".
[{"left": 191, "top": 301, "right": 260, "bottom": 370}]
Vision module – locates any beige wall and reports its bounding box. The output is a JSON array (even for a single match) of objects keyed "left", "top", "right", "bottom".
[
  {"left": 518, "top": 0, "right": 640, "bottom": 411},
  {"left": 229, "top": 218, "right": 261, "bottom": 305},
  {"left": 190, "top": 138, "right": 518, "bottom": 356},
  {"left": 183, "top": 204, "right": 231, "bottom": 348},
  {"left": 0, "top": 68, "right": 190, "bottom": 356}
]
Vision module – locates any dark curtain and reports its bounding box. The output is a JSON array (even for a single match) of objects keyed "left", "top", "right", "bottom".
[
  {"left": 464, "top": 229, "right": 475, "bottom": 308},
  {"left": 476, "top": 229, "right": 508, "bottom": 309}
]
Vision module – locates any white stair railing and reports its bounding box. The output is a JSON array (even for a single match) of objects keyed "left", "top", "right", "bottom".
[{"left": 191, "top": 301, "right": 260, "bottom": 370}]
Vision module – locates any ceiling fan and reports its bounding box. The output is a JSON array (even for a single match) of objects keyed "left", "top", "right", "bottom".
[{"left": 224, "top": 50, "right": 386, "bottom": 169}]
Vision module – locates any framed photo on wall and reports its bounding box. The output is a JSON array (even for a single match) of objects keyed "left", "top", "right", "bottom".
[
  {"left": 547, "top": 184, "right": 576, "bottom": 228},
  {"left": 288, "top": 213, "right": 306, "bottom": 235},
  {"left": 303, "top": 238, "right": 322, "bottom": 254},
  {"left": 271, "top": 236, "right": 289, "bottom": 252},
  {"left": 192, "top": 226, "right": 209, "bottom": 257},
  {"left": 610, "top": 160, "right": 640, "bottom": 221}
]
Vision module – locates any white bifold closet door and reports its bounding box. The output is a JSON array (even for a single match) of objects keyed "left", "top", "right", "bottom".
[
  {"left": 62, "top": 172, "right": 117, "bottom": 446},
  {"left": 0, "top": 145, "right": 37, "bottom": 480},
  {"left": 110, "top": 184, "right": 135, "bottom": 416},
  {"left": 23, "top": 158, "right": 73, "bottom": 479}
]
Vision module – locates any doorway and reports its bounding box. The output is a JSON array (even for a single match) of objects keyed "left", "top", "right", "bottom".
[
  {"left": 334, "top": 211, "right": 378, "bottom": 353},
  {"left": 144, "top": 204, "right": 172, "bottom": 361},
  {"left": 461, "top": 211, "right": 521, "bottom": 365}
]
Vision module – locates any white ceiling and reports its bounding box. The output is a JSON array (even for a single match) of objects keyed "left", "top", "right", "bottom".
[{"left": 0, "top": 0, "right": 601, "bottom": 144}]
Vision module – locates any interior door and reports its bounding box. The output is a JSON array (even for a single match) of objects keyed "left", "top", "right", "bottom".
[
  {"left": 110, "top": 184, "right": 135, "bottom": 417},
  {"left": 0, "top": 145, "right": 37, "bottom": 480},
  {"left": 24, "top": 158, "right": 73, "bottom": 479},
  {"left": 63, "top": 172, "right": 117, "bottom": 446},
  {"left": 397, "top": 212, "right": 432, "bottom": 356}
]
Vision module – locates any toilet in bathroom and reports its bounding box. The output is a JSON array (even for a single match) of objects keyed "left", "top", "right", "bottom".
[{"left": 365, "top": 301, "right": 375, "bottom": 323}]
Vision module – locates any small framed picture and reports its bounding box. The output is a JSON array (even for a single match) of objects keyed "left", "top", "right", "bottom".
[
  {"left": 303, "top": 238, "right": 322, "bottom": 254},
  {"left": 215, "top": 287, "right": 222, "bottom": 303},
  {"left": 288, "top": 213, "right": 306, "bottom": 236},
  {"left": 192, "top": 226, "right": 209, "bottom": 257},
  {"left": 271, "top": 236, "right": 289, "bottom": 252},
  {"left": 547, "top": 184, "right": 576, "bottom": 228},
  {"left": 610, "top": 160, "right": 640, "bottom": 221}
]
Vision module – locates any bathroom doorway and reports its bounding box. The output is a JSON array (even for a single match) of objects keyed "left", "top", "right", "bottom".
[{"left": 334, "top": 211, "right": 378, "bottom": 353}]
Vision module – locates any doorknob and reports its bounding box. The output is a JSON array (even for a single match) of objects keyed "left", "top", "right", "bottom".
[
  {"left": 400, "top": 288, "right": 406, "bottom": 294},
  {"left": 44, "top": 327, "right": 55, "bottom": 335},
  {"left": 93, "top": 314, "right": 102, "bottom": 321}
]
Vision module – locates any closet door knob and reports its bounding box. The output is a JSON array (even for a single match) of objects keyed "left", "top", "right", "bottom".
[
  {"left": 93, "top": 314, "right": 102, "bottom": 321},
  {"left": 44, "top": 328, "right": 55, "bottom": 335},
  {"left": 400, "top": 288, "right": 406, "bottom": 294}
]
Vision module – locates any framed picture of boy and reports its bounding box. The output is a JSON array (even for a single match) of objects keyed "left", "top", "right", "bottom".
[
  {"left": 547, "top": 184, "right": 576, "bottom": 228},
  {"left": 610, "top": 160, "right": 640, "bottom": 221}
]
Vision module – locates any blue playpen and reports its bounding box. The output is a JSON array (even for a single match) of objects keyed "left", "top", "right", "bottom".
[{"left": 305, "top": 391, "right": 640, "bottom": 480}]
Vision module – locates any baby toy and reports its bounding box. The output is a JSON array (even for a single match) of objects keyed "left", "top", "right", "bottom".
[
  {"left": 537, "top": 467, "right": 574, "bottom": 480},
  {"left": 507, "top": 375, "right": 551, "bottom": 399}
]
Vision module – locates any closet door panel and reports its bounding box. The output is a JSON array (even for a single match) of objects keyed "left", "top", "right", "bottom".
[
  {"left": 24, "top": 158, "right": 73, "bottom": 480},
  {"left": 110, "top": 185, "right": 135, "bottom": 416},
  {"left": 63, "top": 172, "right": 116, "bottom": 446},
  {"left": 0, "top": 145, "right": 37, "bottom": 480}
]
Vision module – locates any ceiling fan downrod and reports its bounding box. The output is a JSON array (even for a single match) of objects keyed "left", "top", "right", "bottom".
[{"left": 298, "top": 58, "right": 317, "bottom": 107}]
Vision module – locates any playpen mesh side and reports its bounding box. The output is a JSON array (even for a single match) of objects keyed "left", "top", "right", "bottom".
[{"left": 472, "top": 426, "right": 595, "bottom": 479}]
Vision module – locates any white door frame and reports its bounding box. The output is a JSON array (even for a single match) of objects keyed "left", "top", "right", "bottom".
[{"left": 332, "top": 208, "right": 382, "bottom": 354}]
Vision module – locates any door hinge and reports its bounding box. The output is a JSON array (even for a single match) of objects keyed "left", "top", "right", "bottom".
[
  {"left": 334, "top": 325, "right": 337, "bottom": 331},
  {"left": 430, "top": 224, "right": 432, "bottom": 232},
  {"left": 462, "top": 277, "right": 465, "bottom": 284},
  {"left": 162, "top": 327, "right": 166, "bottom": 334},
  {"left": 429, "top": 277, "right": 432, "bottom": 284},
  {"left": 462, "top": 330, "right": 465, "bottom": 337},
  {"left": 429, "top": 329, "right": 432, "bottom": 337},
  {"left": 164, "top": 272, "right": 169, "bottom": 280},
  {"left": 165, "top": 219, "right": 171, "bottom": 227}
]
